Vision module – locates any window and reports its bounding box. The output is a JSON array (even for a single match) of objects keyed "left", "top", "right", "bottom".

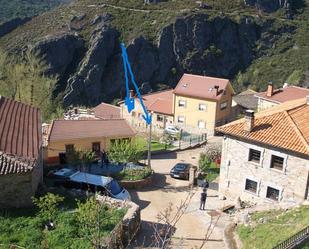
[
  {"left": 198, "top": 120, "right": 206, "bottom": 129},
  {"left": 65, "top": 144, "right": 74, "bottom": 153},
  {"left": 157, "top": 115, "right": 164, "bottom": 122},
  {"left": 178, "top": 116, "right": 185, "bottom": 124},
  {"left": 92, "top": 142, "right": 101, "bottom": 153},
  {"left": 198, "top": 103, "right": 207, "bottom": 111},
  {"left": 248, "top": 149, "right": 261, "bottom": 163},
  {"left": 266, "top": 186, "right": 280, "bottom": 201},
  {"left": 245, "top": 179, "right": 258, "bottom": 193},
  {"left": 220, "top": 101, "right": 228, "bottom": 110},
  {"left": 270, "top": 155, "right": 284, "bottom": 170},
  {"left": 178, "top": 100, "right": 186, "bottom": 107}
]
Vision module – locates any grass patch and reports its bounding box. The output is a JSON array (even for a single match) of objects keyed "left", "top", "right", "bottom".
[
  {"left": 206, "top": 163, "right": 220, "bottom": 182},
  {"left": 237, "top": 205, "right": 309, "bottom": 249},
  {"left": 135, "top": 136, "right": 174, "bottom": 153},
  {"left": 0, "top": 194, "right": 126, "bottom": 249},
  {"left": 114, "top": 167, "right": 152, "bottom": 181}
]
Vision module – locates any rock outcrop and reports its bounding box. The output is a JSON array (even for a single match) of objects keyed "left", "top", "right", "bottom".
[
  {"left": 32, "top": 34, "right": 84, "bottom": 76},
  {"left": 0, "top": 17, "right": 31, "bottom": 38},
  {"left": 63, "top": 26, "right": 119, "bottom": 106}
]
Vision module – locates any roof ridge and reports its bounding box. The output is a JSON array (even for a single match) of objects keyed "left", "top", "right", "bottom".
[
  {"left": 283, "top": 110, "right": 309, "bottom": 152},
  {"left": 141, "top": 88, "right": 174, "bottom": 97},
  {"left": 54, "top": 118, "right": 126, "bottom": 122},
  {"left": 183, "top": 73, "right": 229, "bottom": 81},
  {"left": 93, "top": 102, "right": 121, "bottom": 109}
]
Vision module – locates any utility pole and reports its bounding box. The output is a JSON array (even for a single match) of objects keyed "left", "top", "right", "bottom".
[{"left": 147, "top": 112, "right": 153, "bottom": 168}]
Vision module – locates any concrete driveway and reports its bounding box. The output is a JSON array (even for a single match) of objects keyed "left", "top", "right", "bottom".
[{"left": 128, "top": 137, "right": 232, "bottom": 249}]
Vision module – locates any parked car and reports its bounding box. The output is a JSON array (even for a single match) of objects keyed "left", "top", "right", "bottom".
[
  {"left": 170, "top": 163, "right": 191, "bottom": 180},
  {"left": 165, "top": 126, "right": 180, "bottom": 135},
  {"left": 51, "top": 168, "right": 131, "bottom": 201}
]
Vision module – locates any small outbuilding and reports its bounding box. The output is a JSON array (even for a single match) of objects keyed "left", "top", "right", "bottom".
[{"left": 0, "top": 96, "right": 42, "bottom": 208}]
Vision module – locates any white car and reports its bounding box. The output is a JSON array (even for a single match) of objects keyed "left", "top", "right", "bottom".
[
  {"left": 52, "top": 169, "right": 131, "bottom": 201},
  {"left": 165, "top": 126, "right": 180, "bottom": 135}
]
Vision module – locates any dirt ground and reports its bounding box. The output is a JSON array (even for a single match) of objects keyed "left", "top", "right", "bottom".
[{"left": 128, "top": 137, "right": 233, "bottom": 249}]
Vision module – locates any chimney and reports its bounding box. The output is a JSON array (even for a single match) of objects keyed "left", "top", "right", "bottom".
[
  {"left": 129, "top": 90, "right": 134, "bottom": 98},
  {"left": 214, "top": 85, "right": 219, "bottom": 96},
  {"left": 266, "top": 81, "right": 274, "bottom": 97},
  {"left": 244, "top": 110, "right": 255, "bottom": 132}
]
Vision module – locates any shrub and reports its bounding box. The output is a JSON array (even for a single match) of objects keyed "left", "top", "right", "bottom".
[
  {"left": 115, "top": 167, "right": 152, "bottom": 181},
  {"left": 107, "top": 139, "right": 143, "bottom": 163}
]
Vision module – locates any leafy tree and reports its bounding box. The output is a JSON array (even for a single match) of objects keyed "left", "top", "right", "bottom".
[
  {"left": 107, "top": 139, "right": 143, "bottom": 164},
  {"left": 76, "top": 197, "right": 108, "bottom": 249},
  {"left": 32, "top": 193, "right": 64, "bottom": 225},
  {"left": 66, "top": 149, "right": 95, "bottom": 172},
  {"left": 161, "top": 132, "right": 174, "bottom": 149},
  {"left": 0, "top": 49, "right": 59, "bottom": 121}
]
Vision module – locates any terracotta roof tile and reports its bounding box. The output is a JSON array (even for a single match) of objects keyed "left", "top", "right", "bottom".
[
  {"left": 174, "top": 74, "right": 232, "bottom": 100},
  {"left": 255, "top": 86, "right": 309, "bottom": 103},
  {"left": 137, "top": 89, "right": 174, "bottom": 115},
  {"left": 49, "top": 119, "right": 136, "bottom": 142},
  {"left": 92, "top": 102, "right": 121, "bottom": 119},
  {"left": 0, "top": 96, "right": 41, "bottom": 175},
  {"left": 216, "top": 98, "right": 309, "bottom": 155}
]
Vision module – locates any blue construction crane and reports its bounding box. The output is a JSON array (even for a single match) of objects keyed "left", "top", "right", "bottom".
[{"left": 120, "top": 43, "right": 152, "bottom": 125}]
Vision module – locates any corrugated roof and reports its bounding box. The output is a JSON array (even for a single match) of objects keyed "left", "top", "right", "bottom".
[
  {"left": 0, "top": 96, "right": 41, "bottom": 158},
  {"left": 255, "top": 86, "right": 309, "bottom": 103},
  {"left": 49, "top": 119, "right": 136, "bottom": 142},
  {"left": 92, "top": 102, "right": 121, "bottom": 119},
  {"left": 216, "top": 98, "right": 309, "bottom": 156},
  {"left": 174, "top": 74, "right": 232, "bottom": 100}
]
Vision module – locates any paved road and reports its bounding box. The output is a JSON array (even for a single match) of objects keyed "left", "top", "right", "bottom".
[{"left": 128, "top": 137, "right": 232, "bottom": 249}]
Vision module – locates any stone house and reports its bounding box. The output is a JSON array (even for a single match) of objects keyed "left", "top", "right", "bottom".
[
  {"left": 0, "top": 96, "right": 42, "bottom": 208},
  {"left": 46, "top": 119, "right": 136, "bottom": 165},
  {"left": 216, "top": 97, "right": 309, "bottom": 205},
  {"left": 231, "top": 89, "right": 258, "bottom": 119},
  {"left": 255, "top": 82, "right": 309, "bottom": 111}
]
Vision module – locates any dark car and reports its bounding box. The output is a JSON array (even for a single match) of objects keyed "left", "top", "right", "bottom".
[{"left": 170, "top": 163, "right": 191, "bottom": 180}]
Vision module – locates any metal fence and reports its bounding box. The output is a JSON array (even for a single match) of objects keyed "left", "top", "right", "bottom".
[
  {"left": 272, "top": 226, "right": 309, "bottom": 249},
  {"left": 177, "top": 133, "right": 207, "bottom": 150}
]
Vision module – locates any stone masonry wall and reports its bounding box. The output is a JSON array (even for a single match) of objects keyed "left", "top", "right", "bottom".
[
  {"left": 0, "top": 173, "right": 33, "bottom": 208},
  {"left": 219, "top": 137, "right": 309, "bottom": 205}
]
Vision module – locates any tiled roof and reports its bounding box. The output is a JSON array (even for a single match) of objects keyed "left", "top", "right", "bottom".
[
  {"left": 49, "top": 119, "right": 136, "bottom": 142},
  {"left": 233, "top": 89, "right": 258, "bottom": 110},
  {"left": 174, "top": 74, "right": 232, "bottom": 100},
  {"left": 216, "top": 98, "right": 309, "bottom": 156},
  {"left": 0, "top": 96, "right": 41, "bottom": 158},
  {"left": 0, "top": 96, "right": 41, "bottom": 175},
  {"left": 0, "top": 152, "right": 36, "bottom": 175},
  {"left": 92, "top": 102, "right": 121, "bottom": 119},
  {"left": 138, "top": 89, "right": 174, "bottom": 115},
  {"left": 255, "top": 86, "right": 309, "bottom": 103}
]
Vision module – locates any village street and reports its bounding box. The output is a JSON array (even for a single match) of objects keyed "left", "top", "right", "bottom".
[{"left": 128, "top": 137, "right": 234, "bottom": 249}]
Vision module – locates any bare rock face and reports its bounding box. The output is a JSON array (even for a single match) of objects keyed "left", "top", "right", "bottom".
[
  {"left": 0, "top": 17, "right": 31, "bottom": 38},
  {"left": 32, "top": 33, "right": 84, "bottom": 76},
  {"left": 63, "top": 26, "right": 119, "bottom": 106}
]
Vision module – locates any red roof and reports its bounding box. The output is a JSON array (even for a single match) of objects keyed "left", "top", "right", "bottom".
[
  {"left": 0, "top": 96, "right": 41, "bottom": 175},
  {"left": 0, "top": 96, "right": 41, "bottom": 159},
  {"left": 92, "top": 102, "right": 121, "bottom": 119},
  {"left": 255, "top": 86, "right": 309, "bottom": 103},
  {"left": 49, "top": 119, "right": 136, "bottom": 142},
  {"left": 174, "top": 74, "right": 232, "bottom": 100},
  {"left": 216, "top": 98, "right": 309, "bottom": 156},
  {"left": 139, "top": 89, "right": 174, "bottom": 115}
]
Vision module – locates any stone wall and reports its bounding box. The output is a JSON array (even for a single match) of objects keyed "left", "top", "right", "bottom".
[
  {"left": 119, "top": 172, "right": 153, "bottom": 189},
  {"left": 219, "top": 136, "right": 309, "bottom": 205},
  {"left": 96, "top": 196, "right": 141, "bottom": 248}
]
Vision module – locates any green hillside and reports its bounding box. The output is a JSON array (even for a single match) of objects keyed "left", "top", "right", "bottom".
[{"left": 0, "top": 0, "right": 72, "bottom": 23}]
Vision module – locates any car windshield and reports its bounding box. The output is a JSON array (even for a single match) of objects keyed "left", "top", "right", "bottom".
[
  {"left": 175, "top": 164, "right": 187, "bottom": 170},
  {"left": 108, "top": 180, "right": 123, "bottom": 195}
]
